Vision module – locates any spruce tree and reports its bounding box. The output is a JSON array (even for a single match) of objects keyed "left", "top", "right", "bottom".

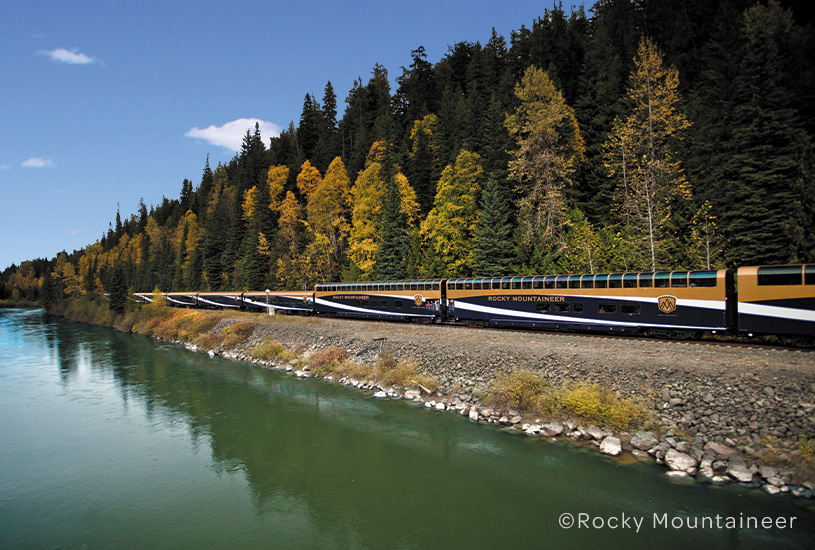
[{"left": 472, "top": 177, "right": 516, "bottom": 276}]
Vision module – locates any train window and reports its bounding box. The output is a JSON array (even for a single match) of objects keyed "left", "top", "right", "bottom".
[
  {"left": 448, "top": 281, "right": 454, "bottom": 290},
  {"left": 671, "top": 272, "right": 688, "bottom": 288},
  {"left": 621, "top": 303, "right": 641, "bottom": 315},
  {"left": 639, "top": 274, "right": 653, "bottom": 288},
  {"left": 581, "top": 276, "right": 594, "bottom": 289},
  {"left": 523, "top": 278, "right": 533, "bottom": 289},
  {"left": 554, "top": 303, "right": 570, "bottom": 313},
  {"left": 412, "top": 282, "right": 420, "bottom": 291},
  {"left": 395, "top": 300, "right": 403, "bottom": 308},
  {"left": 609, "top": 274, "right": 622, "bottom": 288},
  {"left": 556, "top": 276, "right": 568, "bottom": 289},
  {"left": 689, "top": 272, "right": 718, "bottom": 287},
  {"left": 599, "top": 303, "right": 617, "bottom": 314},
  {"left": 758, "top": 266, "right": 802, "bottom": 286},
  {"left": 569, "top": 276, "right": 581, "bottom": 289},
  {"left": 464, "top": 280, "right": 473, "bottom": 290},
  {"left": 397, "top": 283, "right": 405, "bottom": 291},
  {"left": 536, "top": 302, "right": 551, "bottom": 312},
  {"left": 654, "top": 273, "right": 670, "bottom": 288},
  {"left": 380, "top": 300, "right": 388, "bottom": 307},
  {"left": 595, "top": 275, "right": 608, "bottom": 289},
  {"left": 574, "top": 302, "right": 584, "bottom": 313},
  {"left": 545, "top": 277, "right": 556, "bottom": 289},
  {"left": 511, "top": 278, "right": 521, "bottom": 289},
  {"left": 806, "top": 266, "right": 815, "bottom": 285},
  {"left": 456, "top": 281, "right": 464, "bottom": 291},
  {"left": 472, "top": 280, "right": 481, "bottom": 290},
  {"left": 502, "top": 279, "right": 511, "bottom": 290},
  {"left": 433, "top": 282, "right": 440, "bottom": 291},
  {"left": 623, "top": 274, "right": 638, "bottom": 288},
  {"left": 533, "top": 277, "right": 544, "bottom": 289}
]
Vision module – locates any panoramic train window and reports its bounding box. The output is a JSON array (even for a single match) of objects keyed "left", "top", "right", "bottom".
[
  {"left": 623, "top": 274, "right": 638, "bottom": 288},
  {"left": 581, "top": 276, "right": 594, "bottom": 289},
  {"left": 806, "top": 266, "right": 814, "bottom": 285},
  {"left": 512, "top": 278, "right": 522, "bottom": 289},
  {"left": 472, "top": 280, "right": 481, "bottom": 290},
  {"left": 554, "top": 303, "right": 570, "bottom": 313},
  {"left": 758, "top": 266, "right": 802, "bottom": 286},
  {"left": 556, "top": 276, "right": 568, "bottom": 289},
  {"left": 621, "top": 303, "right": 641, "bottom": 315},
  {"left": 456, "top": 281, "right": 464, "bottom": 291},
  {"left": 397, "top": 283, "right": 405, "bottom": 291},
  {"left": 689, "top": 272, "right": 718, "bottom": 287},
  {"left": 536, "top": 302, "right": 551, "bottom": 312},
  {"left": 523, "top": 278, "right": 533, "bottom": 289},
  {"left": 671, "top": 272, "right": 688, "bottom": 288},
  {"left": 574, "top": 302, "right": 584, "bottom": 313},
  {"left": 595, "top": 275, "right": 608, "bottom": 289},
  {"left": 609, "top": 274, "right": 622, "bottom": 288},
  {"left": 599, "top": 303, "right": 617, "bottom": 314},
  {"left": 433, "top": 282, "right": 440, "bottom": 291},
  {"left": 533, "top": 277, "right": 544, "bottom": 289},
  {"left": 502, "top": 279, "right": 511, "bottom": 290},
  {"left": 654, "top": 273, "right": 670, "bottom": 288},
  {"left": 545, "top": 277, "right": 556, "bottom": 289},
  {"left": 464, "top": 280, "right": 473, "bottom": 290},
  {"left": 569, "top": 276, "right": 581, "bottom": 289},
  {"left": 639, "top": 274, "right": 653, "bottom": 288}
]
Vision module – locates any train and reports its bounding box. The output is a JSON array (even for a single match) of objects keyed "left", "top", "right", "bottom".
[{"left": 133, "top": 264, "right": 815, "bottom": 345}]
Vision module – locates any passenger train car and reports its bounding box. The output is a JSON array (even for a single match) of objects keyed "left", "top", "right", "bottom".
[{"left": 133, "top": 265, "right": 814, "bottom": 343}]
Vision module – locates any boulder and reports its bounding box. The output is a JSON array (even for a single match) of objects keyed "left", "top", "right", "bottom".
[
  {"left": 631, "top": 431, "right": 659, "bottom": 451},
  {"left": 727, "top": 458, "right": 753, "bottom": 483},
  {"left": 585, "top": 426, "right": 605, "bottom": 440},
  {"left": 704, "top": 441, "right": 738, "bottom": 461},
  {"left": 468, "top": 406, "right": 480, "bottom": 422},
  {"left": 540, "top": 422, "right": 564, "bottom": 437},
  {"left": 600, "top": 436, "right": 622, "bottom": 456},
  {"left": 665, "top": 449, "right": 698, "bottom": 473}
]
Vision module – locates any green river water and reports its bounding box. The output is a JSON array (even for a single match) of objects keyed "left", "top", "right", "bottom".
[{"left": 1, "top": 308, "right": 813, "bottom": 549}]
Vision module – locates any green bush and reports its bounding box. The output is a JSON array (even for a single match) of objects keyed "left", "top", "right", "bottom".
[
  {"left": 252, "top": 337, "right": 296, "bottom": 362},
  {"left": 483, "top": 370, "right": 549, "bottom": 412}
]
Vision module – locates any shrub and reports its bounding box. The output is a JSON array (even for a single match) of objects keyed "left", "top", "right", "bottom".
[
  {"left": 375, "top": 351, "right": 438, "bottom": 391},
  {"left": 550, "top": 382, "right": 648, "bottom": 431},
  {"left": 483, "top": 370, "right": 549, "bottom": 412},
  {"left": 252, "top": 337, "right": 296, "bottom": 362},
  {"left": 308, "top": 347, "right": 349, "bottom": 375},
  {"left": 222, "top": 320, "right": 254, "bottom": 347}
]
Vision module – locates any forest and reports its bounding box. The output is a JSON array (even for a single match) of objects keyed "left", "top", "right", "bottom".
[{"left": 2, "top": 0, "right": 814, "bottom": 312}]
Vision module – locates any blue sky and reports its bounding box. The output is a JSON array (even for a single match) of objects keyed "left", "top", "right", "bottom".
[{"left": 1, "top": 0, "right": 583, "bottom": 270}]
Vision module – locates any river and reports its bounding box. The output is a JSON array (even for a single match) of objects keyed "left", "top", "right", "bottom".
[{"left": 0, "top": 308, "right": 812, "bottom": 549}]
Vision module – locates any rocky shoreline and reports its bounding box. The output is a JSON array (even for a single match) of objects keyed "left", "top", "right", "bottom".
[{"left": 180, "top": 314, "right": 815, "bottom": 499}]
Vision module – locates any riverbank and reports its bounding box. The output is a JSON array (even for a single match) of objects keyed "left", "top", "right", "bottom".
[{"left": 58, "top": 301, "right": 815, "bottom": 498}]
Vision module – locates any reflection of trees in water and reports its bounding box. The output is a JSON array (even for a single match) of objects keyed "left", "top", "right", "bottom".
[{"left": 77, "top": 331, "right": 521, "bottom": 548}]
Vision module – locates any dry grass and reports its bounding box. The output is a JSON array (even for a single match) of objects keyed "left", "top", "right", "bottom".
[{"left": 482, "top": 370, "right": 649, "bottom": 431}]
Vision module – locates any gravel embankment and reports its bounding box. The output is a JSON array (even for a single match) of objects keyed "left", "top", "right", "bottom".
[{"left": 214, "top": 314, "right": 815, "bottom": 496}]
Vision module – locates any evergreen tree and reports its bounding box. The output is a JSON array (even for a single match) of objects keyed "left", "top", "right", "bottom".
[
  {"left": 472, "top": 177, "right": 516, "bottom": 276},
  {"left": 107, "top": 261, "right": 128, "bottom": 314},
  {"left": 374, "top": 145, "right": 409, "bottom": 280}
]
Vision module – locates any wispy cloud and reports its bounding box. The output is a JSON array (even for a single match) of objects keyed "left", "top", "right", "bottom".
[
  {"left": 39, "top": 47, "right": 101, "bottom": 65},
  {"left": 22, "top": 157, "right": 53, "bottom": 168},
  {"left": 0, "top": 164, "right": 9, "bottom": 171},
  {"left": 185, "top": 118, "right": 281, "bottom": 152}
]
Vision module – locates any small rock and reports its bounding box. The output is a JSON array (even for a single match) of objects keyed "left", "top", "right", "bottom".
[
  {"left": 600, "top": 436, "right": 622, "bottom": 456},
  {"left": 373, "top": 391, "right": 387, "bottom": 398},
  {"left": 727, "top": 459, "right": 753, "bottom": 483},
  {"left": 665, "top": 449, "right": 698, "bottom": 473},
  {"left": 704, "top": 441, "right": 738, "bottom": 461},
  {"left": 468, "top": 407, "right": 479, "bottom": 422},
  {"left": 586, "top": 426, "right": 605, "bottom": 440},
  {"left": 540, "top": 422, "right": 564, "bottom": 437},
  {"left": 763, "top": 485, "right": 782, "bottom": 495},
  {"left": 631, "top": 431, "right": 659, "bottom": 451}
]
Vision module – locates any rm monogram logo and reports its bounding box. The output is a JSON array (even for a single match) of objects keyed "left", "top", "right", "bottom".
[{"left": 658, "top": 295, "right": 677, "bottom": 314}]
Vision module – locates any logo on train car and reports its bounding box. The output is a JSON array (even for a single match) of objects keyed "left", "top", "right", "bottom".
[
  {"left": 658, "top": 295, "right": 677, "bottom": 314},
  {"left": 414, "top": 294, "right": 424, "bottom": 306}
]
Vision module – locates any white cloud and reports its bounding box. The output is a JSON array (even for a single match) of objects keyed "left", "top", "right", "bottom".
[
  {"left": 22, "top": 157, "right": 53, "bottom": 168},
  {"left": 185, "top": 118, "right": 281, "bottom": 152},
  {"left": 0, "top": 164, "right": 9, "bottom": 170},
  {"left": 39, "top": 47, "right": 100, "bottom": 65}
]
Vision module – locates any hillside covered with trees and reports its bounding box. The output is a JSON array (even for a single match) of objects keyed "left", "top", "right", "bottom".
[{"left": 3, "top": 0, "right": 814, "bottom": 312}]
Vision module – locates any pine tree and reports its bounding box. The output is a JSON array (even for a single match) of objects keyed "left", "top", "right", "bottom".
[{"left": 472, "top": 177, "right": 515, "bottom": 276}]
